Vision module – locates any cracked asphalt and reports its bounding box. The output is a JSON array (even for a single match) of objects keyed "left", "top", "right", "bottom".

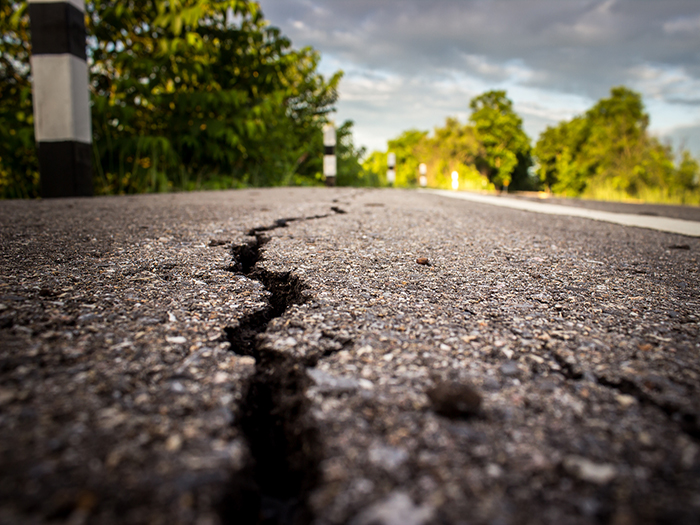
[{"left": 1, "top": 188, "right": 699, "bottom": 524}]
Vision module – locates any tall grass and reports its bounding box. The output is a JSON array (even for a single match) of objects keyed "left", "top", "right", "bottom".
[{"left": 581, "top": 181, "right": 700, "bottom": 206}]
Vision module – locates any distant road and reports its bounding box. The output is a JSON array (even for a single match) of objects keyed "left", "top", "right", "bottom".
[{"left": 426, "top": 189, "right": 700, "bottom": 237}]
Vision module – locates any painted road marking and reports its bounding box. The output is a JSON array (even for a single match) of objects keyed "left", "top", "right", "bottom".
[{"left": 425, "top": 190, "right": 700, "bottom": 237}]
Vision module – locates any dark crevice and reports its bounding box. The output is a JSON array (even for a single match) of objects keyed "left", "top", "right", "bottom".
[
  {"left": 224, "top": 268, "right": 305, "bottom": 360},
  {"left": 551, "top": 350, "right": 699, "bottom": 442},
  {"left": 551, "top": 351, "right": 583, "bottom": 380},
  {"left": 230, "top": 235, "right": 269, "bottom": 274},
  {"left": 246, "top": 208, "right": 345, "bottom": 236},
  {"left": 220, "top": 210, "right": 343, "bottom": 524},
  {"left": 248, "top": 218, "right": 299, "bottom": 235},
  {"left": 595, "top": 376, "right": 700, "bottom": 441},
  {"left": 226, "top": 351, "right": 321, "bottom": 525}
]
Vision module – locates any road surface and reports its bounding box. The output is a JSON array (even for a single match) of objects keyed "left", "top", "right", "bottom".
[{"left": 1, "top": 188, "right": 698, "bottom": 524}]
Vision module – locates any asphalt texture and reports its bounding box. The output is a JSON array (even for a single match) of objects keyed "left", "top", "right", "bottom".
[{"left": 1, "top": 188, "right": 699, "bottom": 525}]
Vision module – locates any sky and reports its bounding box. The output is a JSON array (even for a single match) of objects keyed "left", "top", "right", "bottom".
[{"left": 258, "top": 0, "right": 700, "bottom": 158}]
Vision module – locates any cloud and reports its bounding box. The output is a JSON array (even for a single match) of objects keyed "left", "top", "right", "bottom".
[
  {"left": 658, "top": 123, "right": 700, "bottom": 158},
  {"left": 547, "top": 0, "right": 623, "bottom": 44},
  {"left": 628, "top": 64, "right": 700, "bottom": 106},
  {"left": 663, "top": 14, "right": 700, "bottom": 34},
  {"left": 259, "top": 0, "right": 700, "bottom": 152},
  {"left": 458, "top": 55, "right": 536, "bottom": 84},
  {"left": 262, "top": 0, "right": 700, "bottom": 96}
]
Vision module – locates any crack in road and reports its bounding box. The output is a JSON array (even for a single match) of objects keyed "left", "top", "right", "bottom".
[
  {"left": 220, "top": 209, "right": 345, "bottom": 524},
  {"left": 551, "top": 349, "right": 700, "bottom": 441},
  {"left": 595, "top": 375, "right": 700, "bottom": 441},
  {"left": 246, "top": 208, "right": 345, "bottom": 236},
  {"left": 218, "top": 203, "right": 698, "bottom": 523}
]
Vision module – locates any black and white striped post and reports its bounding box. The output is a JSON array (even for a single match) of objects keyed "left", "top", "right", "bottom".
[
  {"left": 29, "top": 0, "right": 93, "bottom": 198},
  {"left": 387, "top": 152, "right": 396, "bottom": 185},
  {"left": 323, "top": 123, "right": 336, "bottom": 187},
  {"left": 419, "top": 162, "right": 427, "bottom": 187}
]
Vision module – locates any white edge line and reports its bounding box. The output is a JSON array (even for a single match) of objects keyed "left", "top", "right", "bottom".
[{"left": 423, "top": 189, "right": 700, "bottom": 238}]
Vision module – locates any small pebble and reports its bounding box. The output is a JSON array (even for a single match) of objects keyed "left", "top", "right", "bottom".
[
  {"left": 616, "top": 394, "right": 637, "bottom": 408},
  {"left": 563, "top": 456, "right": 617, "bottom": 485},
  {"left": 416, "top": 257, "right": 430, "bottom": 266},
  {"left": 368, "top": 444, "right": 409, "bottom": 472},
  {"left": 499, "top": 361, "right": 520, "bottom": 377},
  {"left": 482, "top": 377, "right": 501, "bottom": 391},
  {"left": 350, "top": 491, "right": 435, "bottom": 525},
  {"left": 165, "top": 434, "right": 183, "bottom": 452},
  {"left": 427, "top": 380, "right": 482, "bottom": 418}
]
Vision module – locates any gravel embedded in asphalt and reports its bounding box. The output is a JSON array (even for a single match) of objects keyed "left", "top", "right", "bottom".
[{"left": 1, "top": 188, "right": 698, "bottom": 524}]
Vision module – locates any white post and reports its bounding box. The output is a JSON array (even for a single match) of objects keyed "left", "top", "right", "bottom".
[
  {"left": 451, "top": 171, "right": 459, "bottom": 190},
  {"left": 387, "top": 152, "right": 396, "bottom": 185},
  {"left": 323, "top": 123, "right": 336, "bottom": 187},
  {"left": 29, "top": 0, "right": 93, "bottom": 197},
  {"left": 419, "top": 163, "right": 427, "bottom": 188}
]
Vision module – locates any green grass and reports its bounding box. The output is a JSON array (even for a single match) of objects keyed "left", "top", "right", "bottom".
[{"left": 581, "top": 182, "right": 700, "bottom": 206}]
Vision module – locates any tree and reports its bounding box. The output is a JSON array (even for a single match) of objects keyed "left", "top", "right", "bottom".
[
  {"left": 334, "top": 120, "right": 369, "bottom": 186},
  {"left": 387, "top": 129, "right": 429, "bottom": 186},
  {"left": 361, "top": 114, "right": 494, "bottom": 191},
  {"left": 468, "top": 90, "right": 533, "bottom": 191},
  {"left": 533, "top": 116, "right": 590, "bottom": 195},
  {"left": 88, "top": 0, "right": 341, "bottom": 193},
  {"left": 582, "top": 86, "right": 653, "bottom": 194},
  {"left": 0, "top": 2, "right": 38, "bottom": 198},
  {"left": 1, "top": 0, "right": 343, "bottom": 196},
  {"left": 677, "top": 150, "right": 700, "bottom": 192},
  {"left": 360, "top": 150, "right": 389, "bottom": 187},
  {"left": 415, "top": 117, "right": 489, "bottom": 190},
  {"left": 534, "top": 86, "right": 700, "bottom": 203}
]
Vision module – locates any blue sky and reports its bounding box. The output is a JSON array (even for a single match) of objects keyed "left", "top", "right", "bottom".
[{"left": 259, "top": 0, "right": 700, "bottom": 158}]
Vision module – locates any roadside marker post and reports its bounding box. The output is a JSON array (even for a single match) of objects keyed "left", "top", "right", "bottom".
[
  {"left": 419, "top": 163, "right": 427, "bottom": 187},
  {"left": 387, "top": 152, "right": 396, "bottom": 185},
  {"left": 29, "top": 0, "right": 93, "bottom": 198},
  {"left": 451, "top": 171, "right": 459, "bottom": 190},
  {"left": 323, "top": 123, "right": 336, "bottom": 187}
]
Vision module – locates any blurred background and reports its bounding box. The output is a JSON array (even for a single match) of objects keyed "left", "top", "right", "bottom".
[{"left": 2, "top": 0, "right": 699, "bottom": 203}]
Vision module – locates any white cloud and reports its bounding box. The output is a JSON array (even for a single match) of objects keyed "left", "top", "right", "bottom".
[
  {"left": 460, "top": 55, "right": 535, "bottom": 83},
  {"left": 663, "top": 14, "right": 700, "bottom": 34},
  {"left": 628, "top": 64, "right": 700, "bottom": 105},
  {"left": 549, "top": 0, "right": 623, "bottom": 44}
]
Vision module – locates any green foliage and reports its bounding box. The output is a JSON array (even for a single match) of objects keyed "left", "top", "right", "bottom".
[
  {"left": 363, "top": 91, "right": 529, "bottom": 192},
  {"left": 534, "top": 116, "right": 590, "bottom": 195},
  {"left": 360, "top": 150, "right": 389, "bottom": 188},
  {"left": 534, "top": 86, "right": 700, "bottom": 203},
  {"left": 335, "top": 120, "right": 370, "bottom": 187},
  {"left": 362, "top": 93, "right": 526, "bottom": 191},
  {"left": 417, "top": 117, "right": 491, "bottom": 190},
  {"left": 678, "top": 150, "right": 700, "bottom": 190},
  {"left": 87, "top": 0, "right": 342, "bottom": 193},
  {"left": 1, "top": 0, "right": 350, "bottom": 197},
  {"left": 0, "top": 2, "right": 38, "bottom": 198},
  {"left": 387, "top": 129, "right": 428, "bottom": 186},
  {"left": 468, "top": 90, "right": 533, "bottom": 190}
]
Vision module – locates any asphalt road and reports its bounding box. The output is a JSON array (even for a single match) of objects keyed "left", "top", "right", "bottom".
[
  {"left": 428, "top": 190, "right": 700, "bottom": 237},
  {"left": 1, "top": 188, "right": 698, "bottom": 525}
]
